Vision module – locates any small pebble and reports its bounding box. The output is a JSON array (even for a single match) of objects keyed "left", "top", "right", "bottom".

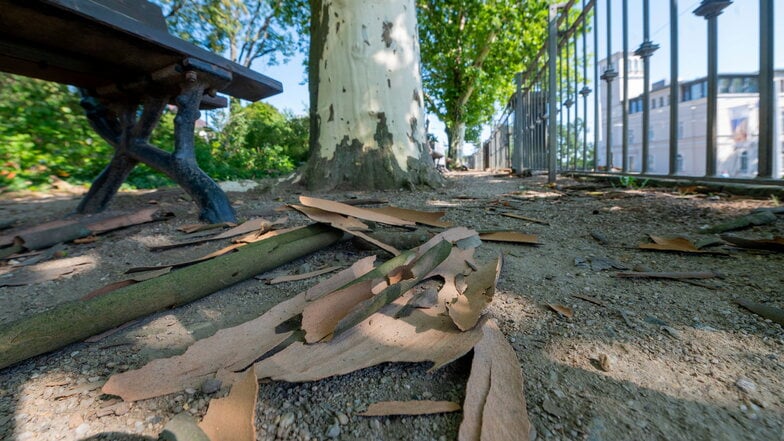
[
  {"left": 597, "top": 353, "right": 613, "bottom": 372},
  {"left": 280, "top": 412, "right": 295, "bottom": 429},
  {"left": 202, "top": 378, "right": 222, "bottom": 394},
  {"left": 326, "top": 424, "right": 341, "bottom": 438},
  {"left": 735, "top": 377, "right": 756, "bottom": 394},
  {"left": 337, "top": 412, "right": 349, "bottom": 425},
  {"left": 75, "top": 423, "right": 90, "bottom": 437}
]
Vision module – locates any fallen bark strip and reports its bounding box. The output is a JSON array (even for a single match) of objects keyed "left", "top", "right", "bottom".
[
  {"left": 699, "top": 211, "right": 777, "bottom": 234},
  {"left": 615, "top": 271, "right": 720, "bottom": 280},
  {"left": 499, "top": 212, "right": 550, "bottom": 226},
  {"left": 0, "top": 208, "right": 169, "bottom": 251},
  {"left": 721, "top": 235, "right": 784, "bottom": 252},
  {"left": 359, "top": 400, "right": 461, "bottom": 416},
  {"left": 332, "top": 239, "right": 453, "bottom": 337},
  {"left": 735, "top": 298, "right": 784, "bottom": 326},
  {"left": 458, "top": 319, "right": 531, "bottom": 441},
  {"left": 0, "top": 224, "right": 343, "bottom": 370}
]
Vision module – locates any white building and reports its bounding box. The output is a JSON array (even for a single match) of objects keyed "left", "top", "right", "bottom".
[{"left": 597, "top": 52, "right": 784, "bottom": 178}]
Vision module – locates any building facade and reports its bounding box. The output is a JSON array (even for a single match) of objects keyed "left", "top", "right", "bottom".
[{"left": 598, "top": 52, "right": 784, "bottom": 178}]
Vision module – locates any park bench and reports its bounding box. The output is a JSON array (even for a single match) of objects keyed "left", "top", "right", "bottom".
[{"left": 0, "top": 0, "right": 283, "bottom": 223}]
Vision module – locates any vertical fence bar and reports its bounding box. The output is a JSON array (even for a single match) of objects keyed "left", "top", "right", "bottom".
[
  {"left": 563, "top": 35, "right": 574, "bottom": 170},
  {"left": 621, "top": 0, "right": 629, "bottom": 172},
  {"left": 600, "top": 0, "right": 617, "bottom": 171},
  {"left": 636, "top": 0, "right": 658, "bottom": 174},
  {"left": 758, "top": 0, "right": 774, "bottom": 178},
  {"left": 559, "top": 43, "right": 564, "bottom": 170},
  {"left": 593, "top": 0, "right": 599, "bottom": 171},
  {"left": 513, "top": 73, "right": 523, "bottom": 173},
  {"left": 573, "top": 30, "right": 579, "bottom": 170},
  {"left": 694, "top": 1, "right": 731, "bottom": 177},
  {"left": 669, "top": 0, "right": 680, "bottom": 175},
  {"left": 548, "top": 4, "right": 559, "bottom": 183},
  {"left": 581, "top": 1, "right": 590, "bottom": 170}
]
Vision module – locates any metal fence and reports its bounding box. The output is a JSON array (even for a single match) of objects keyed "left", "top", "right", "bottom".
[{"left": 478, "top": 0, "right": 782, "bottom": 186}]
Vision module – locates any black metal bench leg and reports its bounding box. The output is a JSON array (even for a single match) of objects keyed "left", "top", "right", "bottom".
[
  {"left": 164, "top": 79, "right": 237, "bottom": 223},
  {"left": 76, "top": 152, "right": 139, "bottom": 214},
  {"left": 76, "top": 96, "right": 136, "bottom": 215},
  {"left": 76, "top": 81, "right": 237, "bottom": 224}
]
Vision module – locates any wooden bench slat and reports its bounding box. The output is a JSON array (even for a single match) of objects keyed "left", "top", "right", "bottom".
[{"left": 0, "top": 0, "right": 282, "bottom": 102}]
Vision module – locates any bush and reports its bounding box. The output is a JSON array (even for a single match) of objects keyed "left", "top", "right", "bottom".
[{"left": 0, "top": 73, "right": 309, "bottom": 192}]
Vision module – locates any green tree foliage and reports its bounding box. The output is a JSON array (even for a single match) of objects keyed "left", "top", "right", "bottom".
[
  {"left": 0, "top": 74, "right": 308, "bottom": 192},
  {"left": 417, "top": 0, "right": 549, "bottom": 161},
  {"left": 0, "top": 75, "right": 112, "bottom": 190},
  {"left": 199, "top": 102, "right": 309, "bottom": 179},
  {"left": 155, "top": 0, "right": 309, "bottom": 68}
]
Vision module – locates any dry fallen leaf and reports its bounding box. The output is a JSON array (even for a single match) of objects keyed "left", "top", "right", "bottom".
[
  {"left": 299, "top": 196, "right": 415, "bottom": 227},
  {"left": 479, "top": 231, "right": 540, "bottom": 245},
  {"left": 547, "top": 304, "right": 574, "bottom": 318},
  {"left": 359, "top": 400, "right": 461, "bottom": 416},
  {"left": 102, "top": 257, "right": 377, "bottom": 402},
  {"left": 367, "top": 206, "right": 453, "bottom": 228},
  {"left": 199, "top": 369, "right": 258, "bottom": 441},
  {"left": 638, "top": 236, "right": 718, "bottom": 253},
  {"left": 447, "top": 256, "right": 502, "bottom": 331},
  {"left": 458, "top": 319, "right": 531, "bottom": 441}
]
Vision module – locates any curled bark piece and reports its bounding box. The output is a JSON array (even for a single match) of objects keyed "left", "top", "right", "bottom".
[{"left": 458, "top": 319, "right": 531, "bottom": 441}]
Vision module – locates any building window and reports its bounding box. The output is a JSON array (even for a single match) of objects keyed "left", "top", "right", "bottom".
[
  {"left": 659, "top": 97, "right": 664, "bottom": 107},
  {"left": 647, "top": 154, "right": 655, "bottom": 169},
  {"left": 678, "top": 121, "right": 684, "bottom": 139},
  {"left": 676, "top": 154, "right": 684, "bottom": 172},
  {"left": 682, "top": 85, "right": 691, "bottom": 101},
  {"left": 629, "top": 129, "right": 635, "bottom": 144},
  {"left": 740, "top": 151, "right": 749, "bottom": 173},
  {"left": 690, "top": 81, "right": 706, "bottom": 100},
  {"left": 652, "top": 99, "right": 656, "bottom": 109}
]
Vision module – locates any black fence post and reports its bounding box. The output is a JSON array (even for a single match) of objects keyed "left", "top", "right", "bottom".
[{"left": 694, "top": 0, "right": 732, "bottom": 177}]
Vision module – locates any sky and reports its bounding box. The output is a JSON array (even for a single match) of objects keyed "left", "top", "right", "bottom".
[{"left": 250, "top": 0, "right": 783, "bottom": 157}]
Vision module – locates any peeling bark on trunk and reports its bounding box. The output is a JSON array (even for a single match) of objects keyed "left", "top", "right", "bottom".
[{"left": 304, "top": 0, "right": 442, "bottom": 190}]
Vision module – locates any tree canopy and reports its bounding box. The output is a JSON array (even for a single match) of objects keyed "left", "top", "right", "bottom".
[
  {"left": 418, "top": 0, "right": 549, "bottom": 160},
  {"left": 154, "top": 0, "right": 309, "bottom": 68}
]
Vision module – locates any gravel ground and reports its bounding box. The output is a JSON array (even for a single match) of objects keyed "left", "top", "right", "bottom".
[{"left": 1, "top": 171, "right": 783, "bottom": 441}]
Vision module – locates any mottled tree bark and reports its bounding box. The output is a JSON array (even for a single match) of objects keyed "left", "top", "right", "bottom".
[{"left": 304, "top": 0, "right": 442, "bottom": 190}]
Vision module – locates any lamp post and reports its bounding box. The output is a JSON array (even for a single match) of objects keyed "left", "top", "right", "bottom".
[{"left": 694, "top": 0, "right": 732, "bottom": 177}]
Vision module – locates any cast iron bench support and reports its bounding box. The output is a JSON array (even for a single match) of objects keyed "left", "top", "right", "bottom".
[{"left": 78, "top": 65, "right": 236, "bottom": 223}]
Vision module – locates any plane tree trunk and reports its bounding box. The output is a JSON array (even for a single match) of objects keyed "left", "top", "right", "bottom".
[{"left": 303, "top": 0, "right": 442, "bottom": 190}]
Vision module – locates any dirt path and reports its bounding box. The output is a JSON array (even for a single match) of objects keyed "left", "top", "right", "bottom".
[{"left": 1, "top": 172, "right": 782, "bottom": 441}]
